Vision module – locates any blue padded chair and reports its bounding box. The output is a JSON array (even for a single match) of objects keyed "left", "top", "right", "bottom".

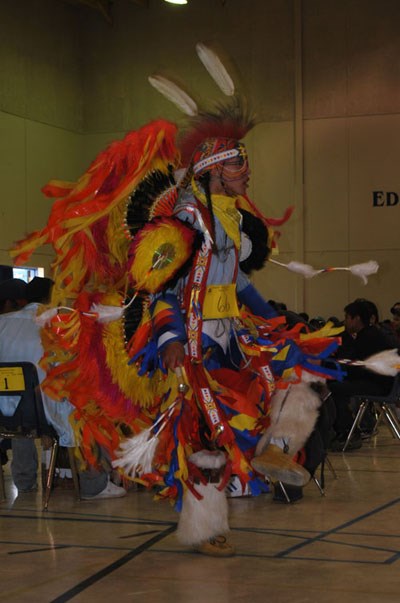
[{"left": 0, "top": 361, "right": 79, "bottom": 509}]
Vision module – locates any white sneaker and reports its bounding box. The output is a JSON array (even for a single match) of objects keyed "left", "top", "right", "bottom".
[
  {"left": 226, "top": 475, "right": 251, "bottom": 497},
  {"left": 82, "top": 479, "right": 127, "bottom": 500}
]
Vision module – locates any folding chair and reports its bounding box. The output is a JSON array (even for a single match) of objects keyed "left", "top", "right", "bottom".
[
  {"left": 342, "top": 374, "right": 400, "bottom": 452},
  {"left": 0, "top": 361, "right": 79, "bottom": 510}
]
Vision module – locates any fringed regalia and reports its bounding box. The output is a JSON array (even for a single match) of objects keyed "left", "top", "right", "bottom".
[{"left": 10, "top": 118, "right": 344, "bottom": 510}]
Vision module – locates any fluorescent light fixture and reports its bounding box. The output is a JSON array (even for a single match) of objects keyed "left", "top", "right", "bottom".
[{"left": 164, "top": 0, "right": 188, "bottom": 4}]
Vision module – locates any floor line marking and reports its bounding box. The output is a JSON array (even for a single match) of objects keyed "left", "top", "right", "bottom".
[
  {"left": 119, "top": 529, "right": 161, "bottom": 539},
  {"left": 9, "top": 545, "right": 71, "bottom": 555},
  {"left": 0, "top": 513, "right": 173, "bottom": 526},
  {"left": 49, "top": 524, "right": 177, "bottom": 603},
  {"left": 275, "top": 496, "right": 400, "bottom": 558}
]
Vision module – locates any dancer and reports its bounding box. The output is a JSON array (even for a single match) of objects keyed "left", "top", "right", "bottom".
[{"left": 11, "top": 45, "right": 347, "bottom": 557}]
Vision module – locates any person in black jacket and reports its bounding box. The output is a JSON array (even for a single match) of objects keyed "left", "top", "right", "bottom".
[{"left": 328, "top": 299, "right": 394, "bottom": 450}]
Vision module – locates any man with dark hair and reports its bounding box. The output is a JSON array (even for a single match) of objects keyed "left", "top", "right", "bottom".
[
  {"left": 0, "top": 278, "right": 27, "bottom": 314},
  {"left": 26, "top": 276, "right": 54, "bottom": 304},
  {"left": 329, "top": 299, "right": 394, "bottom": 450},
  {"left": 389, "top": 302, "right": 400, "bottom": 344}
]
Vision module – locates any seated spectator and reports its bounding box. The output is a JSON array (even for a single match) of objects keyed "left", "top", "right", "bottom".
[
  {"left": 328, "top": 299, "right": 394, "bottom": 451},
  {"left": 355, "top": 297, "right": 399, "bottom": 348},
  {"left": 389, "top": 302, "right": 400, "bottom": 344},
  {"left": 0, "top": 277, "right": 126, "bottom": 499},
  {"left": 267, "top": 300, "right": 309, "bottom": 330},
  {"left": 327, "top": 315, "right": 342, "bottom": 327},
  {"left": 309, "top": 316, "right": 326, "bottom": 331},
  {"left": 0, "top": 278, "right": 28, "bottom": 314}
]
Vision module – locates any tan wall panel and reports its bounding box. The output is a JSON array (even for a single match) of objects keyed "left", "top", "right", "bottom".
[
  {"left": 248, "top": 121, "right": 296, "bottom": 253},
  {"left": 348, "top": 114, "right": 400, "bottom": 250},
  {"left": 0, "top": 113, "right": 26, "bottom": 254},
  {"left": 346, "top": 0, "right": 400, "bottom": 115},
  {"left": 303, "top": 0, "right": 348, "bottom": 118},
  {"left": 304, "top": 118, "right": 349, "bottom": 251},
  {"left": 0, "top": 0, "right": 83, "bottom": 131},
  {"left": 303, "top": 0, "right": 400, "bottom": 118}
]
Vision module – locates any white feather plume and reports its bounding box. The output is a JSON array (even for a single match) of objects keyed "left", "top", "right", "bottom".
[
  {"left": 285, "top": 261, "right": 320, "bottom": 278},
  {"left": 269, "top": 258, "right": 320, "bottom": 278},
  {"left": 90, "top": 303, "right": 124, "bottom": 323},
  {"left": 196, "top": 43, "right": 235, "bottom": 96},
  {"left": 348, "top": 260, "right": 379, "bottom": 285},
  {"left": 112, "top": 429, "right": 158, "bottom": 477},
  {"left": 148, "top": 75, "right": 198, "bottom": 116},
  {"left": 361, "top": 349, "right": 400, "bottom": 376},
  {"left": 112, "top": 397, "right": 181, "bottom": 478},
  {"left": 269, "top": 258, "right": 379, "bottom": 284}
]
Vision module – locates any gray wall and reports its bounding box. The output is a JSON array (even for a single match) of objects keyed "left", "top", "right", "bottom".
[{"left": 0, "top": 0, "right": 399, "bottom": 321}]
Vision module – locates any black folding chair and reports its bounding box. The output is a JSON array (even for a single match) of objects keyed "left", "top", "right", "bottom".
[
  {"left": 343, "top": 374, "right": 400, "bottom": 452},
  {"left": 0, "top": 361, "right": 79, "bottom": 509}
]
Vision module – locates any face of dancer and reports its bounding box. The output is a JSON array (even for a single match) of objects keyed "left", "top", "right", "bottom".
[
  {"left": 209, "top": 150, "right": 250, "bottom": 197},
  {"left": 220, "top": 154, "right": 251, "bottom": 197}
]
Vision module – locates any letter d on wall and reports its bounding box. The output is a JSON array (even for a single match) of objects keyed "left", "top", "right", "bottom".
[{"left": 386, "top": 192, "right": 399, "bottom": 206}]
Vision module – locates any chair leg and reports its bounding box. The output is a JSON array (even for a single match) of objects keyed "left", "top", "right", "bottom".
[
  {"left": 325, "top": 456, "right": 338, "bottom": 480},
  {"left": 381, "top": 404, "right": 400, "bottom": 440},
  {"left": 342, "top": 401, "right": 368, "bottom": 451},
  {"left": 67, "top": 447, "right": 81, "bottom": 501},
  {"left": 277, "top": 481, "right": 291, "bottom": 503},
  {"left": 43, "top": 439, "right": 58, "bottom": 511},
  {"left": 0, "top": 464, "right": 5, "bottom": 501},
  {"left": 319, "top": 458, "right": 326, "bottom": 490},
  {"left": 312, "top": 475, "right": 325, "bottom": 496}
]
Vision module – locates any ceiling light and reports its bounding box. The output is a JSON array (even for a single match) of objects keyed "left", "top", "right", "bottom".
[{"left": 164, "top": 0, "right": 188, "bottom": 5}]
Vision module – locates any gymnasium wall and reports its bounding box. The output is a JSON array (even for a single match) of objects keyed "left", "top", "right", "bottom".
[{"left": 0, "top": 0, "right": 399, "bottom": 320}]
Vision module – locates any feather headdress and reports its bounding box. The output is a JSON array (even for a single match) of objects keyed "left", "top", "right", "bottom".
[
  {"left": 196, "top": 43, "right": 235, "bottom": 96},
  {"left": 148, "top": 75, "right": 198, "bottom": 117},
  {"left": 178, "top": 98, "right": 255, "bottom": 169}
]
